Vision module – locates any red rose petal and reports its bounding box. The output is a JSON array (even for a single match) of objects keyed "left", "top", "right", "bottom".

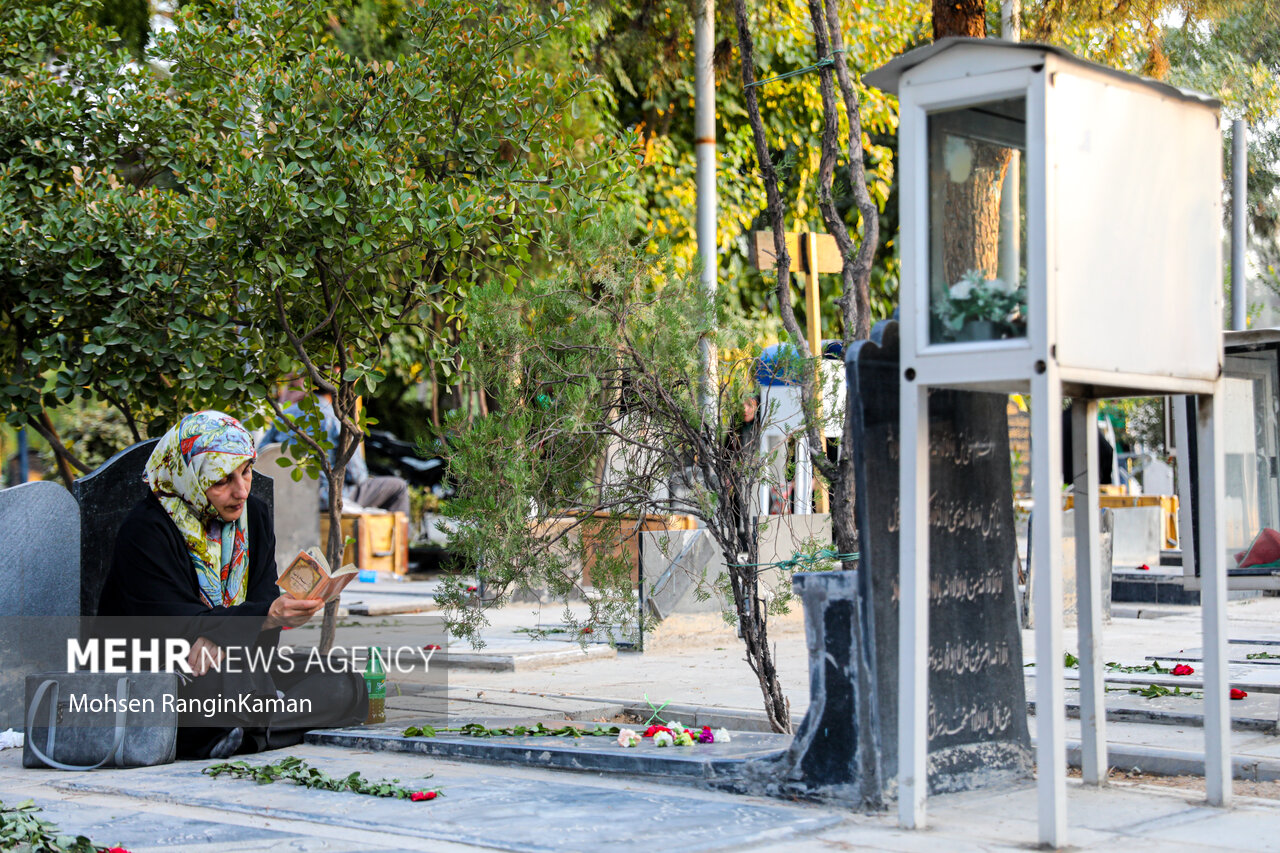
[
  {"left": 1138, "top": 564, "right": 1151, "bottom": 571},
  {"left": 1231, "top": 688, "right": 1248, "bottom": 700},
  {"left": 410, "top": 790, "right": 438, "bottom": 801},
  {"left": 423, "top": 644, "right": 442, "bottom": 651}
]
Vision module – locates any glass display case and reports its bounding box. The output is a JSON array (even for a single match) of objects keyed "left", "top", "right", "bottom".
[
  {"left": 1221, "top": 350, "right": 1280, "bottom": 563},
  {"left": 928, "top": 97, "right": 1027, "bottom": 345}
]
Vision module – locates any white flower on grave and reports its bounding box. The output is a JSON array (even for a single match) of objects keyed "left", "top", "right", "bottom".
[
  {"left": 653, "top": 731, "right": 675, "bottom": 747},
  {"left": 715, "top": 728, "right": 731, "bottom": 743},
  {"left": 616, "top": 729, "right": 640, "bottom": 748},
  {"left": 666, "top": 720, "right": 685, "bottom": 732}
]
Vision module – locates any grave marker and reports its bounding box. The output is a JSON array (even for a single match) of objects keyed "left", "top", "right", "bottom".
[
  {"left": 746, "top": 319, "right": 1030, "bottom": 804},
  {"left": 848, "top": 319, "right": 1031, "bottom": 795},
  {"left": 0, "top": 481, "right": 80, "bottom": 728}
]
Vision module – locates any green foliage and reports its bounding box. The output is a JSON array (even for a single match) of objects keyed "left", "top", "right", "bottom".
[
  {"left": 1107, "top": 659, "right": 1170, "bottom": 674},
  {"left": 45, "top": 402, "right": 137, "bottom": 471},
  {"left": 0, "top": 0, "right": 264, "bottom": 436},
  {"left": 1129, "top": 683, "right": 1201, "bottom": 699},
  {"left": 1163, "top": 2, "right": 1280, "bottom": 285},
  {"left": 0, "top": 798, "right": 105, "bottom": 852},
  {"left": 437, "top": 210, "right": 778, "bottom": 646},
  {"left": 205, "top": 755, "right": 442, "bottom": 799},
  {"left": 577, "top": 0, "right": 927, "bottom": 333},
  {"left": 152, "top": 0, "right": 631, "bottom": 486},
  {"left": 1098, "top": 398, "right": 1166, "bottom": 453}
]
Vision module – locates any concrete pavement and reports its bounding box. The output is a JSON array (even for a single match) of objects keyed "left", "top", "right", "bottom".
[{"left": 11, "top": 584, "right": 1280, "bottom": 850}]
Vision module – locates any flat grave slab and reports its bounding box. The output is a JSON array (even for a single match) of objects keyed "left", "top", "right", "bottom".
[
  {"left": 1146, "top": 646, "right": 1280, "bottom": 666},
  {"left": 46, "top": 743, "right": 836, "bottom": 853},
  {"left": 1, "top": 789, "right": 317, "bottom": 852},
  {"left": 436, "top": 686, "right": 626, "bottom": 719},
  {"left": 1063, "top": 664, "right": 1280, "bottom": 693},
  {"left": 305, "top": 721, "right": 790, "bottom": 782},
  {"left": 439, "top": 642, "right": 617, "bottom": 671},
  {"left": 339, "top": 578, "right": 442, "bottom": 615}
]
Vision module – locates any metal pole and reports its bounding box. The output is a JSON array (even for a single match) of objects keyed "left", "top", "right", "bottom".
[
  {"left": 1231, "top": 120, "right": 1247, "bottom": 331},
  {"left": 695, "top": 0, "right": 718, "bottom": 421},
  {"left": 999, "top": 0, "right": 1021, "bottom": 292},
  {"left": 16, "top": 427, "right": 28, "bottom": 484},
  {"left": 1001, "top": 0, "right": 1020, "bottom": 41}
]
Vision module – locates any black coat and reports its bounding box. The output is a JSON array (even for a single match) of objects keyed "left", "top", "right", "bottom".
[{"left": 97, "top": 492, "right": 280, "bottom": 651}]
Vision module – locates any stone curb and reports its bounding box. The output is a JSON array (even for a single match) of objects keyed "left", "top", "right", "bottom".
[
  {"left": 1027, "top": 698, "right": 1277, "bottom": 733},
  {"left": 303, "top": 727, "right": 789, "bottom": 781},
  {"left": 507, "top": 692, "right": 780, "bottom": 732},
  {"left": 1065, "top": 740, "right": 1280, "bottom": 782},
  {"left": 345, "top": 601, "right": 439, "bottom": 616},
  {"left": 439, "top": 644, "right": 616, "bottom": 672}
]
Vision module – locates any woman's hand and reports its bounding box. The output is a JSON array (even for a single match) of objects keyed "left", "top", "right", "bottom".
[
  {"left": 263, "top": 595, "right": 325, "bottom": 630},
  {"left": 188, "top": 636, "right": 223, "bottom": 677}
]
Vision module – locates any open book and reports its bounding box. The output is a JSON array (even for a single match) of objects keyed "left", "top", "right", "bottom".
[{"left": 277, "top": 547, "right": 359, "bottom": 603}]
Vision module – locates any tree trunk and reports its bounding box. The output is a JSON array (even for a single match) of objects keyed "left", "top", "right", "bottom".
[
  {"left": 938, "top": 141, "right": 1012, "bottom": 284},
  {"left": 933, "top": 0, "right": 986, "bottom": 39},
  {"left": 320, "top": 448, "right": 345, "bottom": 654},
  {"left": 718, "top": 504, "right": 791, "bottom": 733},
  {"left": 27, "top": 411, "right": 89, "bottom": 486}
]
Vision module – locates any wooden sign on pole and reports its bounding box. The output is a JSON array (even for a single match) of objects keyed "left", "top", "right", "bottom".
[{"left": 752, "top": 231, "right": 843, "bottom": 514}]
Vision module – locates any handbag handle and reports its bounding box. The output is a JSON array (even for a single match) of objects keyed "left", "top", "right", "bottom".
[{"left": 25, "top": 677, "right": 131, "bottom": 771}]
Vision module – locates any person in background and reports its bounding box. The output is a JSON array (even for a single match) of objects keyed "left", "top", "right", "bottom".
[
  {"left": 724, "top": 391, "right": 762, "bottom": 535},
  {"left": 260, "top": 390, "right": 409, "bottom": 516}
]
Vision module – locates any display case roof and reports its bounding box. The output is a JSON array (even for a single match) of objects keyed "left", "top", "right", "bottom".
[{"left": 863, "top": 36, "right": 1219, "bottom": 109}]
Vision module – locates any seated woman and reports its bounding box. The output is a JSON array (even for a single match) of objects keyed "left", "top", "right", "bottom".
[{"left": 97, "top": 411, "right": 367, "bottom": 759}]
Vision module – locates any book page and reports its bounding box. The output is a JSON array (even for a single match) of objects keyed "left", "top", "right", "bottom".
[{"left": 277, "top": 549, "right": 328, "bottom": 600}]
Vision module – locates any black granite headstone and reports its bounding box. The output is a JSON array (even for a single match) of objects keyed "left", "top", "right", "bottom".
[
  {"left": 729, "top": 319, "right": 1028, "bottom": 807},
  {"left": 847, "top": 319, "right": 1031, "bottom": 796},
  {"left": 72, "top": 439, "right": 273, "bottom": 619},
  {"left": 0, "top": 481, "right": 80, "bottom": 728}
]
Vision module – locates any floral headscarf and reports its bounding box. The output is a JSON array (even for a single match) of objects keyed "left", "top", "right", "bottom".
[{"left": 144, "top": 411, "right": 257, "bottom": 608}]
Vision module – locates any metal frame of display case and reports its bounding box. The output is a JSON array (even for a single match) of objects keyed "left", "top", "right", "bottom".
[
  {"left": 866, "top": 37, "right": 1227, "bottom": 848},
  {"left": 1178, "top": 329, "right": 1280, "bottom": 591}
]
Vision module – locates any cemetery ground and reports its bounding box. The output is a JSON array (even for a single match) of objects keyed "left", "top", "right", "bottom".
[{"left": 14, "top": 589, "right": 1280, "bottom": 850}]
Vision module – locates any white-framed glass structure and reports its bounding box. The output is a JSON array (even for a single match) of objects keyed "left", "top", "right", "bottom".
[
  {"left": 1177, "top": 329, "right": 1280, "bottom": 591},
  {"left": 866, "top": 37, "right": 1225, "bottom": 848}
]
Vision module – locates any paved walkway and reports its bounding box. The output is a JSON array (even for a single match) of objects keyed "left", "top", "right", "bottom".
[
  {"left": 9, "top": 743, "right": 1280, "bottom": 851},
  {"left": 11, "top": 587, "right": 1280, "bottom": 850}
]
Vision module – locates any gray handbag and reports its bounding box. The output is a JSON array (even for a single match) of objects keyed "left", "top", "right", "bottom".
[{"left": 23, "top": 672, "right": 180, "bottom": 770}]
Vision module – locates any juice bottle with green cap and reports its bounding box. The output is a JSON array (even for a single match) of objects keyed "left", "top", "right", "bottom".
[{"left": 364, "top": 647, "right": 386, "bottom": 724}]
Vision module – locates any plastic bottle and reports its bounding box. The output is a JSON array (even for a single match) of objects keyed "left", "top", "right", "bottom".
[{"left": 363, "top": 646, "right": 386, "bottom": 724}]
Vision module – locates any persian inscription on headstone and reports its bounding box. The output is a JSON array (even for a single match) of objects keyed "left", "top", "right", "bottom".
[
  {"left": 73, "top": 439, "right": 274, "bottom": 620},
  {"left": 847, "top": 319, "right": 1031, "bottom": 795},
  {"left": 0, "top": 481, "right": 80, "bottom": 728}
]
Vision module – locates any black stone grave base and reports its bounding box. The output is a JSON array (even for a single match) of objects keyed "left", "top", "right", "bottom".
[{"left": 710, "top": 570, "right": 884, "bottom": 808}]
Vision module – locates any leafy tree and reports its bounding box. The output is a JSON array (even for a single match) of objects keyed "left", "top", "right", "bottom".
[
  {"left": 580, "top": 0, "right": 926, "bottom": 334},
  {"left": 1162, "top": 2, "right": 1280, "bottom": 294},
  {"left": 442, "top": 212, "right": 808, "bottom": 733},
  {"left": 0, "top": 0, "right": 260, "bottom": 484},
  {"left": 150, "top": 0, "right": 628, "bottom": 650}
]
